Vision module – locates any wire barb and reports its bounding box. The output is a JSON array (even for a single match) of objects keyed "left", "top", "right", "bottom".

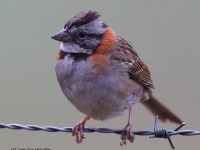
[
  {"left": 0, "top": 116, "right": 199, "bottom": 149},
  {"left": 150, "top": 116, "right": 173, "bottom": 148}
]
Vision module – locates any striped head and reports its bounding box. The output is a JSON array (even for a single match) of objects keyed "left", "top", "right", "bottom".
[{"left": 51, "top": 11, "right": 109, "bottom": 54}]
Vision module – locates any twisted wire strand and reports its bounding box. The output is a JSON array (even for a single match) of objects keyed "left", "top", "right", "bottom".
[{"left": 0, "top": 116, "right": 200, "bottom": 149}]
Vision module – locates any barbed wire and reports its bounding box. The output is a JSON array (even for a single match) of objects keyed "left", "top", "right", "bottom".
[{"left": 0, "top": 116, "right": 199, "bottom": 149}]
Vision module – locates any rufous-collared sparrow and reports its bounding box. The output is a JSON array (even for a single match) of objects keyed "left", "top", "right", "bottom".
[{"left": 51, "top": 11, "right": 182, "bottom": 145}]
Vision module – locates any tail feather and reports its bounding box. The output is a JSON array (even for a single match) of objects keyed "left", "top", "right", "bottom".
[{"left": 141, "top": 96, "right": 182, "bottom": 124}]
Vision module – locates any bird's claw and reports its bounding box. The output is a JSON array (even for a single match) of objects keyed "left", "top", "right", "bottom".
[
  {"left": 72, "top": 122, "right": 86, "bottom": 143},
  {"left": 120, "top": 122, "right": 135, "bottom": 146},
  {"left": 72, "top": 116, "right": 90, "bottom": 143}
]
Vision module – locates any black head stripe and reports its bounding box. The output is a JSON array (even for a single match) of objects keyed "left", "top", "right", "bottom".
[
  {"left": 74, "top": 33, "right": 103, "bottom": 49},
  {"left": 87, "top": 33, "right": 103, "bottom": 39},
  {"left": 64, "top": 11, "right": 101, "bottom": 29}
]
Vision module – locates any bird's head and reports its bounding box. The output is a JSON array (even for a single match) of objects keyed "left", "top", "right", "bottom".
[{"left": 51, "top": 11, "right": 110, "bottom": 54}]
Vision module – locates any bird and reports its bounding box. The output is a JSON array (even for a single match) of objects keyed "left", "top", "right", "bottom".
[{"left": 51, "top": 10, "right": 182, "bottom": 145}]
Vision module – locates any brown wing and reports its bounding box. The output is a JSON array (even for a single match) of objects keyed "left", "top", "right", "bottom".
[{"left": 113, "top": 37, "right": 154, "bottom": 88}]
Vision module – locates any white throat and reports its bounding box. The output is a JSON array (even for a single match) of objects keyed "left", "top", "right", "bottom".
[{"left": 60, "top": 42, "right": 67, "bottom": 52}]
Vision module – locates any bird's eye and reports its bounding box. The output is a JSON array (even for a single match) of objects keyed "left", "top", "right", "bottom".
[{"left": 79, "top": 31, "right": 87, "bottom": 39}]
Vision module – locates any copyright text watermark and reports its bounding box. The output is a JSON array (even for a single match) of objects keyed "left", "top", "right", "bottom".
[{"left": 11, "top": 148, "right": 50, "bottom": 150}]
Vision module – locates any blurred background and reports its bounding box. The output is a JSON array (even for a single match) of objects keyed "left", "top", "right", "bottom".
[{"left": 0, "top": 0, "right": 200, "bottom": 149}]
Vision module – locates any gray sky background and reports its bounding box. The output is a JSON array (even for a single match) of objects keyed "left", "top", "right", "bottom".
[{"left": 0, "top": 0, "right": 200, "bottom": 150}]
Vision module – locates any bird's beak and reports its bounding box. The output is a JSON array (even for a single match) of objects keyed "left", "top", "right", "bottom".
[{"left": 51, "top": 29, "right": 71, "bottom": 42}]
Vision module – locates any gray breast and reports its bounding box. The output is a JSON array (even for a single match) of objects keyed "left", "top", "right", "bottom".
[{"left": 55, "top": 55, "right": 143, "bottom": 120}]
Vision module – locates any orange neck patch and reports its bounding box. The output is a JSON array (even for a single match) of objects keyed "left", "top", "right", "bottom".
[
  {"left": 56, "top": 50, "right": 61, "bottom": 61},
  {"left": 56, "top": 50, "right": 68, "bottom": 61},
  {"left": 95, "top": 27, "right": 117, "bottom": 54}
]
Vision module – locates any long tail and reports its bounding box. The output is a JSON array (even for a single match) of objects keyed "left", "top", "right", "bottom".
[{"left": 141, "top": 95, "right": 182, "bottom": 124}]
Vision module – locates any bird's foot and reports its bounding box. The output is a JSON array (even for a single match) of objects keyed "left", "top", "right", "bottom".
[
  {"left": 72, "top": 116, "right": 90, "bottom": 143},
  {"left": 120, "top": 121, "right": 135, "bottom": 146}
]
